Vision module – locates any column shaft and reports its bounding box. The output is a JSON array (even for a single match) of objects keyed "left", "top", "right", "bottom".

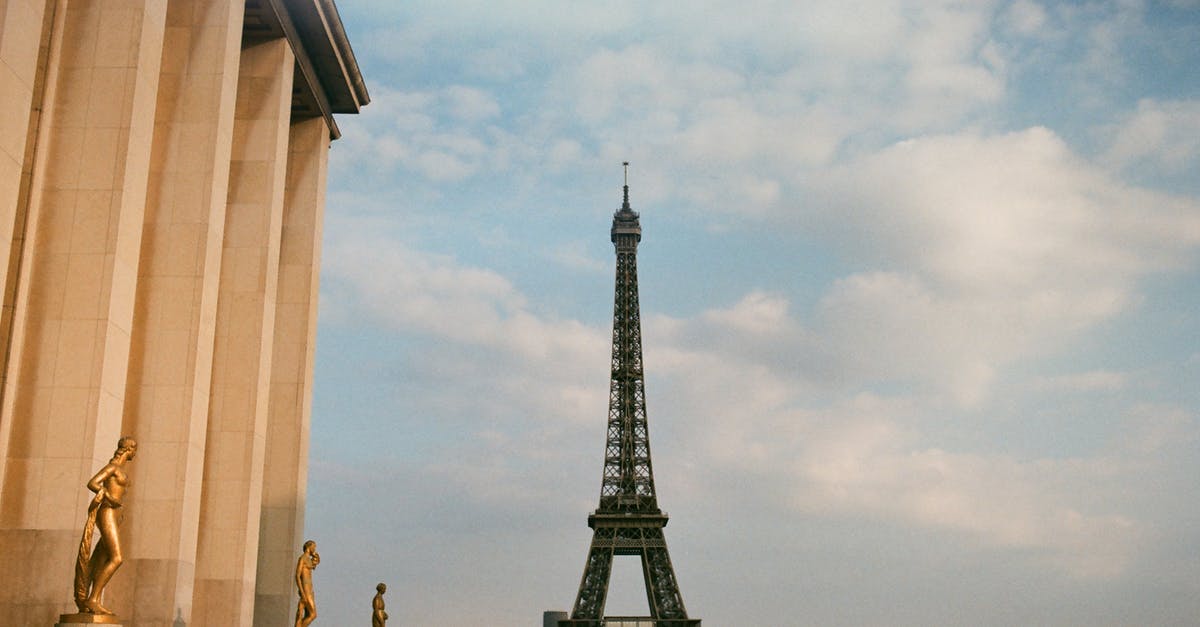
[
  {"left": 0, "top": 0, "right": 54, "bottom": 489},
  {"left": 0, "top": 0, "right": 54, "bottom": 408},
  {"left": 0, "top": 0, "right": 168, "bottom": 623},
  {"left": 116, "top": 0, "right": 242, "bottom": 624},
  {"left": 191, "top": 35, "right": 293, "bottom": 627},
  {"left": 252, "top": 115, "right": 328, "bottom": 627}
]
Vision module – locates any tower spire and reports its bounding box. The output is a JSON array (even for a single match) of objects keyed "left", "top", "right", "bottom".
[
  {"left": 622, "top": 161, "right": 630, "bottom": 209},
  {"left": 559, "top": 167, "right": 700, "bottom": 627},
  {"left": 611, "top": 162, "right": 641, "bottom": 249}
]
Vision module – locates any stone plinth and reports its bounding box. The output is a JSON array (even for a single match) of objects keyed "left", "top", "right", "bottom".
[{"left": 56, "top": 612, "right": 122, "bottom": 625}]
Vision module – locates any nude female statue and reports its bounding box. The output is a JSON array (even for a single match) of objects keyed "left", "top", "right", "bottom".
[
  {"left": 295, "top": 540, "right": 320, "bottom": 627},
  {"left": 372, "top": 582, "right": 388, "bottom": 627},
  {"left": 73, "top": 436, "right": 136, "bottom": 615}
]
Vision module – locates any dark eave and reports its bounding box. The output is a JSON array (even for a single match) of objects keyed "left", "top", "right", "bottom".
[{"left": 243, "top": 0, "right": 370, "bottom": 140}]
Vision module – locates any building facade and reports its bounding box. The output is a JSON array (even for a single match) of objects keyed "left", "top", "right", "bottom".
[{"left": 0, "top": 0, "right": 367, "bottom": 625}]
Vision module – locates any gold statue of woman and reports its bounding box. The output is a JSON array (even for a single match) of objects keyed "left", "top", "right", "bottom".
[
  {"left": 72, "top": 436, "right": 136, "bottom": 615},
  {"left": 294, "top": 540, "right": 320, "bottom": 627},
  {"left": 372, "top": 582, "right": 388, "bottom": 626}
]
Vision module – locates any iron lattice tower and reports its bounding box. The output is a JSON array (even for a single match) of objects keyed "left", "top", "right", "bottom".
[{"left": 562, "top": 165, "right": 700, "bottom": 627}]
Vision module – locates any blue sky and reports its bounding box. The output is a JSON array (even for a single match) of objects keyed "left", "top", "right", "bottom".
[{"left": 304, "top": 1, "right": 1200, "bottom": 624}]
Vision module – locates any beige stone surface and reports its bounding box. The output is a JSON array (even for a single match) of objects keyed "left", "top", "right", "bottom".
[
  {"left": 118, "top": 0, "right": 242, "bottom": 624},
  {"left": 0, "top": 0, "right": 52, "bottom": 493},
  {"left": 0, "top": 528, "right": 78, "bottom": 624},
  {"left": 254, "top": 115, "right": 328, "bottom": 625},
  {"left": 0, "top": 2, "right": 359, "bottom": 625},
  {"left": 0, "top": 0, "right": 167, "bottom": 530},
  {"left": 191, "top": 35, "right": 293, "bottom": 627},
  {"left": 0, "top": 1, "right": 170, "bottom": 622}
]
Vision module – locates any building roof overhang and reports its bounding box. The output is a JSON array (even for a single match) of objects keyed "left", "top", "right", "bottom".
[{"left": 243, "top": 0, "right": 370, "bottom": 140}]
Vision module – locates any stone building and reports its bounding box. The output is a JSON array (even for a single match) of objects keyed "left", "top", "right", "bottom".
[{"left": 0, "top": 0, "right": 367, "bottom": 624}]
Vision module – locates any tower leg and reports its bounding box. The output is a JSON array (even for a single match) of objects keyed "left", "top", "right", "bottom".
[
  {"left": 644, "top": 545, "right": 687, "bottom": 619},
  {"left": 570, "top": 530, "right": 615, "bottom": 621},
  {"left": 569, "top": 524, "right": 695, "bottom": 624}
]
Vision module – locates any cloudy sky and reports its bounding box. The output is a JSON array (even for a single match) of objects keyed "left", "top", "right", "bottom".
[{"left": 303, "top": 1, "right": 1200, "bottom": 624}]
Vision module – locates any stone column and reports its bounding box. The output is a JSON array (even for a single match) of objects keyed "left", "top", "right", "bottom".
[
  {"left": 190, "top": 36, "right": 293, "bottom": 627},
  {"left": 0, "top": 0, "right": 54, "bottom": 409},
  {"left": 252, "top": 116, "right": 329, "bottom": 626},
  {"left": 0, "top": 0, "right": 168, "bottom": 623},
  {"left": 114, "top": 0, "right": 242, "bottom": 624}
]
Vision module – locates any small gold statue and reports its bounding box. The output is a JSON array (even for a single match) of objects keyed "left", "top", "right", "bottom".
[
  {"left": 372, "top": 582, "right": 388, "bottom": 626},
  {"left": 70, "top": 436, "right": 136, "bottom": 616},
  {"left": 294, "top": 540, "right": 320, "bottom": 627}
]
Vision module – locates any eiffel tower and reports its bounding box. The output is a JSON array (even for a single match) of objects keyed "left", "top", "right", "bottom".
[{"left": 560, "top": 164, "right": 700, "bottom": 627}]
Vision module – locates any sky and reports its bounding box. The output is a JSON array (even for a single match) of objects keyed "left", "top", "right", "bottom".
[{"left": 303, "top": 1, "right": 1200, "bottom": 625}]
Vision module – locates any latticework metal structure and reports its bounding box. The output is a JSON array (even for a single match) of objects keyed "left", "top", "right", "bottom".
[{"left": 561, "top": 167, "right": 700, "bottom": 627}]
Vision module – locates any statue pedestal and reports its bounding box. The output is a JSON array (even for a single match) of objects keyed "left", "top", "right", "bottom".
[{"left": 56, "top": 613, "right": 122, "bottom": 626}]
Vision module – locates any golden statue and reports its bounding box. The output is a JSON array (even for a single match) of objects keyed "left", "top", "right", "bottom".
[
  {"left": 294, "top": 540, "right": 320, "bottom": 627},
  {"left": 68, "top": 436, "right": 136, "bottom": 618},
  {"left": 372, "top": 582, "right": 388, "bottom": 627}
]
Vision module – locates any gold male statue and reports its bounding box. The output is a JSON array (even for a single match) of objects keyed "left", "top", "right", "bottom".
[
  {"left": 372, "top": 582, "right": 388, "bottom": 627},
  {"left": 69, "top": 436, "right": 136, "bottom": 618},
  {"left": 294, "top": 540, "right": 320, "bottom": 627}
]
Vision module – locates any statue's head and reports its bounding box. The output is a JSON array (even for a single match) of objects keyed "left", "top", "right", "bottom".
[
  {"left": 116, "top": 436, "right": 137, "bottom": 461},
  {"left": 377, "top": 582, "right": 386, "bottom": 593},
  {"left": 303, "top": 539, "right": 316, "bottom": 553}
]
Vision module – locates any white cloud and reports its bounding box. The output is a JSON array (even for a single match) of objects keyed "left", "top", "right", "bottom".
[
  {"left": 1105, "top": 98, "right": 1200, "bottom": 171},
  {"left": 797, "top": 437, "right": 1137, "bottom": 578},
  {"left": 413, "top": 150, "right": 474, "bottom": 181},
  {"left": 547, "top": 240, "right": 606, "bottom": 273},
  {"left": 443, "top": 85, "right": 501, "bottom": 122},
  {"left": 339, "top": 0, "right": 1029, "bottom": 221},
  {"left": 646, "top": 111, "right": 1200, "bottom": 405},
  {"left": 333, "top": 85, "right": 504, "bottom": 183},
  {"left": 702, "top": 290, "right": 791, "bottom": 336},
  {"left": 547, "top": 139, "right": 582, "bottom": 169},
  {"left": 346, "top": 0, "right": 1006, "bottom": 219},
  {"left": 816, "top": 272, "right": 1002, "bottom": 404},
  {"left": 796, "top": 128, "right": 1200, "bottom": 402},
  {"left": 324, "top": 230, "right": 604, "bottom": 360},
  {"left": 823, "top": 127, "right": 1200, "bottom": 286},
  {"left": 1036, "top": 370, "right": 1128, "bottom": 393},
  {"left": 1004, "top": 0, "right": 1049, "bottom": 35},
  {"left": 1119, "top": 403, "right": 1198, "bottom": 456},
  {"left": 649, "top": 313, "right": 1140, "bottom": 577},
  {"left": 321, "top": 224, "right": 612, "bottom": 428},
  {"left": 901, "top": 1, "right": 1004, "bottom": 108},
  {"left": 465, "top": 47, "right": 527, "bottom": 81}
]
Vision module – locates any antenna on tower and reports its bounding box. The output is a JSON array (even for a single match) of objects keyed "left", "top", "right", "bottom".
[{"left": 622, "top": 162, "right": 631, "bottom": 209}]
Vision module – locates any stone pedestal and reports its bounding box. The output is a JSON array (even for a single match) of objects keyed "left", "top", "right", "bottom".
[{"left": 55, "top": 612, "right": 122, "bottom": 626}]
